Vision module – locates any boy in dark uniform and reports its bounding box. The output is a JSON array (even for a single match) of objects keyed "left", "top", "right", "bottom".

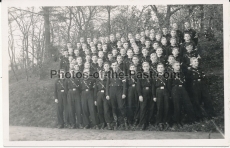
[
  {"left": 81, "top": 69, "right": 99, "bottom": 129},
  {"left": 183, "top": 21, "right": 198, "bottom": 45},
  {"left": 133, "top": 45, "right": 142, "bottom": 60},
  {"left": 54, "top": 70, "right": 68, "bottom": 128},
  {"left": 162, "top": 27, "right": 171, "bottom": 45},
  {"left": 180, "top": 32, "right": 196, "bottom": 58},
  {"left": 94, "top": 70, "right": 113, "bottom": 130},
  {"left": 126, "top": 64, "right": 140, "bottom": 127},
  {"left": 117, "top": 55, "right": 125, "bottom": 72},
  {"left": 66, "top": 70, "right": 83, "bottom": 129},
  {"left": 97, "top": 58, "right": 104, "bottom": 73},
  {"left": 172, "top": 23, "right": 183, "bottom": 44},
  {"left": 136, "top": 62, "right": 153, "bottom": 130},
  {"left": 106, "top": 61, "right": 128, "bottom": 130},
  {"left": 170, "top": 62, "right": 195, "bottom": 129},
  {"left": 186, "top": 58, "right": 215, "bottom": 121},
  {"left": 132, "top": 55, "right": 142, "bottom": 72},
  {"left": 152, "top": 63, "right": 171, "bottom": 131},
  {"left": 60, "top": 50, "right": 69, "bottom": 72},
  {"left": 161, "top": 37, "right": 169, "bottom": 57},
  {"left": 156, "top": 48, "right": 167, "bottom": 65},
  {"left": 124, "top": 49, "right": 134, "bottom": 74},
  {"left": 172, "top": 47, "right": 182, "bottom": 63},
  {"left": 140, "top": 48, "right": 150, "bottom": 64}
]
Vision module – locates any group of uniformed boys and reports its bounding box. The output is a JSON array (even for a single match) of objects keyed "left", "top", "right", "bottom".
[{"left": 54, "top": 22, "right": 215, "bottom": 131}]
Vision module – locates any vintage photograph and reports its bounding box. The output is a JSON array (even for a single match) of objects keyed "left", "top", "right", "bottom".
[{"left": 3, "top": 0, "right": 229, "bottom": 146}]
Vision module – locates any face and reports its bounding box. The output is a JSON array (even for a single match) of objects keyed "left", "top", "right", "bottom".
[
  {"left": 171, "top": 30, "right": 176, "bottom": 37},
  {"left": 87, "top": 38, "right": 91, "bottom": 43},
  {"left": 77, "top": 57, "right": 82, "bottom": 64},
  {"left": 97, "top": 44, "right": 102, "bottom": 49},
  {"left": 92, "top": 56, "right": 98, "bottom": 62},
  {"left": 102, "top": 45, "right": 107, "bottom": 51},
  {"left": 123, "top": 43, "right": 128, "bottom": 49},
  {"left": 117, "top": 56, "right": 122, "bottom": 63},
  {"left": 104, "top": 64, "right": 110, "bottom": 71},
  {"left": 145, "top": 41, "right": 150, "bottom": 47},
  {"left": 157, "top": 65, "right": 164, "bottom": 73},
  {"left": 156, "top": 48, "right": 163, "bottom": 55},
  {"left": 184, "top": 22, "right": 190, "bottom": 29},
  {"left": 77, "top": 43, "right": 81, "bottom": 48},
  {"left": 162, "top": 28, "right": 167, "bottom": 34},
  {"left": 98, "top": 59, "right": 103, "bottom": 65},
  {"left": 133, "top": 46, "right": 139, "bottom": 53},
  {"left": 150, "top": 56, "right": 157, "bottom": 63},
  {"left": 116, "top": 33, "right": 121, "bottom": 39},
  {"left": 130, "top": 65, "right": 136, "bottom": 72},
  {"left": 127, "top": 50, "right": 133, "bottom": 57},
  {"left": 80, "top": 37, "right": 84, "bottom": 43},
  {"left": 173, "top": 63, "right": 180, "bottom": 71},
  {"left": 110, "top": 35, "right": 115, "bottom": 41},
  {"left": 86, "top": 55, "right": 91, "bottom": 62},
  {"left": 69, "top": 56, "right": 73, "bottom": 62},
  {"left": 105, "top": 37, "right": 109, "bottom": 42},
  {"left": 186, "top": 45, "right": 193, "bottom": 52},
  {"left": 128, "top": 34, "right": 133, "bottom": 39},
  {"left": 67, "top": 43, "right": 71, "bottom": 48},
  {"left": 172, "top": 49, "right": 179, "bottom": 55},
  {"left": 150, "top": 29, "right": 155, "bottom": 34},
  {"left": 98, "top": 51, "right": 104, "bottom": 58},
  {"left": 184, "top": 34, "right": 191, "bottom": 41},
  {"left": 161, "top": 38, "right": 167, "bottom": 45},
  {"left": 150, "top": 33, "right": 155, "bottom": 39},
  {"left": 85, "top": 49, "right": 90, "bottom": 55},
  {"left": 172, "top": 23, "right": 178, "bottom": 30},
  {"left": 140, "top": 37, "right": 145, "bottom": 43},
  {"left": 112, "top": 50, "right": 118, "bottom": 56},
  {"left": 64, "top": 51, "right": 68, "bottom": 56},
  {"left": 84, "top": 63, "right": 90, "bottom": 69},
  {"left": 168, "top": 56, "right": 175, "bottom": 64},
  {"left": 108, "top": 54, "right": 113, "bottom": 59},
  {"left": 170, "top": 39, "right": 176, "bottom": 45},
  {"left": 140, "top": 31, "right": 145, "bottom": 37},
  {"left": 132, "top": 57, "right": 139, "bottom": 64},
  {"left": 191, "top": 59, "right": 199, "bottom": 67},
  {"left": 142, "top": 63, "right": 150, "bottom": 72},
  {"left": 111, "top": 62, "right": 118, "bottom": 71},
  {"left": 93, "top": 38, "right": 97, "bottom": 44},
  {"left": 74, "top": 50, "right": 79, "bottom": 55},
  {"left": 74, "top": 65, "right": 79, "bottom": 71},
  {"left": 121, "top": 37, "right": 126, "bottom": 42},
  {"left": 156, "top": 34, "right": 161, "bottom": 40},
  {"left": 145, "top": 30, "right": 150, "bottom": 36},
  {"left": 70, "top": 63, "right": 74, "bottom": 69},
  {"left": 135, "top": 34, "right": 140, "bottom": 40},
  {"left": 120, "top": 49, "right": 126, "bottom": 55},
  {"left": 91, "top": 47, "right": 96, "bottom": 53},
  {"left": 153, "top": 43, "right": 159, "bottom": 49},
  {"left": 117, "top": 41, "right": 122, "bottom": 47},
  {"left": 142, "top": 49, "right": 148, "bottom": 55}
]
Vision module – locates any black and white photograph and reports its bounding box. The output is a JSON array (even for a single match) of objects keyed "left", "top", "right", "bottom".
[{"left": 2, "top": 0, "right": 230, "bottom": 146}]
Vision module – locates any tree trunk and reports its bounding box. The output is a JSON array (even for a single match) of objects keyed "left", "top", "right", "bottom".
[
  {"left": 107, "top": 7, "right": 111, "bottom": 35},
  {"left": 43, "top": 7, "right": 51, "bottom": 58},
  {"left": 200, "top": 5, "right": 204, "bottom": 32},
  {"left": 67, "top": 7, "right": 73, "bottom": 42}
]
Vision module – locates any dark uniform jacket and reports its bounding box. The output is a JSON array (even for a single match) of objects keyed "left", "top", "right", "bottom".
[
  {"left": 80, "top": 78, "right": 96, "bottom": 93},
  {"left": 183, "top": 28, "right": 198, "bottom": 45},
  {"left": 137, "top": 72, "right": 153, "bottom": 97},
  {"left": 94, "top": 79, "right": 107, "bottom": 99},
  {"left": 66, "top": 77, "right": 81, "bottom": 91},
  {"left": 60, "top": 57, "right": 69, "bottom": 72},
  {"left": 54, "top": 79, "right": 68, "bottom": 99},
  {"left": 152, "top": 74, "right": 171, "bottom": 98}
]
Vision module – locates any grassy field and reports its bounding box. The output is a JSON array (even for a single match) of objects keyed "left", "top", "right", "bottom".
[{"left": 9, "top": 37, "right": 224, "bottom": 133}]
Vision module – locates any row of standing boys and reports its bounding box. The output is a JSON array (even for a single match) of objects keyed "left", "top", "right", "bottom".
[{"left": 54, "top": 22, "right": 215, "bottom": 131}]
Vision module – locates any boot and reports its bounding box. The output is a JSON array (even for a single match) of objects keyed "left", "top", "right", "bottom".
[
  {"left": 133, "top": 119, "right": 138, "bottom": 127},
  {"left": 159, "top": 123, "right": 164, "bottom": 131},
  {"left": 101, "top": 123, "right": 106, "bottom": 130},
  {"left": 57, "top": 124, "right": 64, "bottom": 129},
  {"left": 107, "top": 123, "right": 112, "bottom": 130},
  {"left": 84, "top": 124, "right": 90, "bottom": 129},
  {"left": 79, "top": 124, "right": 83, "bottom": 129},
  {"left": 113, "top": 115, "right": 118, "bottom": 130},
  {"left": 124, "top": 118, "right": 129, "bottom": 131},
  {"left": 95, "top": 125, "right": 99, "bottom": 130},
  {"left": 164, "top": 122, "right": 170, "bottom": 131}
]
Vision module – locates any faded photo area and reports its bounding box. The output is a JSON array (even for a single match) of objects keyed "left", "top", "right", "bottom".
[{"left": 8, "top": 5, "right": 224, "bottom": 141}]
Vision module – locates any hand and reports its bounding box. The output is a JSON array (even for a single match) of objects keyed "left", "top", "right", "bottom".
[
  {"left": 106, "top": 95, "right": 110, "bottom": 100},
  {"left": 94, "top": 101, "right": 97, "bottom": 106},
  {"left": 139, "top": 96, "right": 143, "bottom": 102},
  {"left": 122, "top": 94, "right": 126, "bottom": 99},
  {"left": 153, "top": 98, "right": 156, "bottom": 102},
  {"left": 55, "top": 99, "right": 58, "bottom": 103},
  {"left": 188, "top": 67, "right": 191, "bottom": 70}
]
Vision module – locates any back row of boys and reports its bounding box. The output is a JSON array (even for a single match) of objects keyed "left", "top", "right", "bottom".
[{"left": 55, "top": 22, "right": 214, "bottom": 131}]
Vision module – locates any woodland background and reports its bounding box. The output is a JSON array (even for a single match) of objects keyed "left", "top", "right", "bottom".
[{"left": 8, "top": 5, "right": 224, "bottom": 133}]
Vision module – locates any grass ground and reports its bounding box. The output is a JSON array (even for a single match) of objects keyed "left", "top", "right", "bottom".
[{"left": 9, "top": 37, "right": 224, "bottom": 134}]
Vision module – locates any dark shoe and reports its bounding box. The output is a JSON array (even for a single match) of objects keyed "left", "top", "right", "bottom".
[
  {"left": 159, "top": 123, "right": 164, "bottom": 131},
  {"left": 101, "top": 123, "right": 106, "bottom": 130},
  {"left": 107, "top": 123, "right": 112, "bottom": 130},
  {"left": 148, "top": 123, "right": 154, "bottom": 131},
  {"left": 114, "top": 122, "right": 118, "bottom": 130},
  {"left": 171, "top": 123, "right": 179, "bottom": 130},
  {"left": 79, "top": 124, "right": 83, "bottom": 129},
  {"left": 70, "top": 124, "right": 76, "bottom": 129},
  {"left": 133, "top": 119, "right": 139, "bottom": 127},
  {"left": 164, "top": 122, "right": 170, "bottom": 131},
  {"left": 124, "top": 121, "right": 129, "bottom": 131},
  {"left": 84, "top": 125, "right": 90, "bottom": 129},
  {"left": 141, "top": 124, "right": 146, "bottom": 130},
  {"left": 95, "top": 125, "right": 99, "bottom": 130},
  {"left": 57, "top": 125, "right": 64, "bottom": 129}
]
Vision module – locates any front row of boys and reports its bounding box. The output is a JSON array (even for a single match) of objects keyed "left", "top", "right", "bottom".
[{"left": 55, "top": 53, "right": 215, "bottom": 131}]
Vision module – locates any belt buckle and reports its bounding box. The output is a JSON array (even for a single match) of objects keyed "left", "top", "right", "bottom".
[
  {"left": 198, "top": 79, "right": 201, "bottom": 82},
  {"left": 146, "top": 87, "right": 149, "bottom": 90},
  {"left": 132, "top": 84, "right": 135, "bottom": 87},
  {"left": 160, "top": 86, "right": 164, "bottom": 89},
  {"left": 73, "top": 88, "right": 76, "bottom": 91},
  {"left": 86, "top": 89, "right": 89, "bottom": 91},
  {"left": 61, "top": 90, "right": 64, "bottom": 92},
  {"left": 101, "top": 90, "right": 104, "bottom": 93},
  {"left": 179, "top": 85, "right": 182, "bottom": 87}
]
